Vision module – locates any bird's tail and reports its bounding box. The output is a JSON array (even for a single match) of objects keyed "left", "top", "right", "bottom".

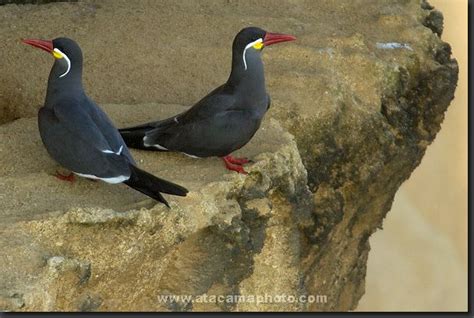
[
  {"left": 119, "top": 126, "right": 152, "bottom": 150},
  {"left": 120, "top": 118, "right": 177, "bottom": 151},
  {"left": 124, "top": 164, "right": 188, "bottom": 208}
]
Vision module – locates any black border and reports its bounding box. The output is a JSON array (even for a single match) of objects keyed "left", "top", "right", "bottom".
[{"left": 1, "top": 1, "right": 472, "bottom": 317}]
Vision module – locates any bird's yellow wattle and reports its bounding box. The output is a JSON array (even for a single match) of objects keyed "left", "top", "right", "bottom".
[
  {"left": 52, "top": 50, "right": 63, "bottom": 59},
  {"left": 253, "top": 42, "right": 264, "bottom": 50}
]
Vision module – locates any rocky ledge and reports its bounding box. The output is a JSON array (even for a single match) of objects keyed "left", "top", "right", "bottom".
[
  {"left": 1, "top": 105, "right": 312, "bottom": 311},
  {"left": 0, "top": 0, "right": 457, "bottom": 312}
]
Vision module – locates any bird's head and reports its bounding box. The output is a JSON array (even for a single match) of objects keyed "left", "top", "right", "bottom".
[
  {"left": 232, "top": 27, "right": 296, "bottom": 70},
  {"left": 22, "top": 37, "right": 83, "bottom": 79}
]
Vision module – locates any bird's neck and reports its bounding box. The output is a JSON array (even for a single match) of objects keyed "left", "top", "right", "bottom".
[
  {"left": 227, "top": 49, "right": 266, "bottom": 96},
  {"left": 45, "top": 63, "right": 84, "bottom": 106}
]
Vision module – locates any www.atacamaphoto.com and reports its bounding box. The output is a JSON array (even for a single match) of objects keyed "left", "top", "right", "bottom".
[{"left": 157, "top": 293, "right": 328, "bottom": 305}]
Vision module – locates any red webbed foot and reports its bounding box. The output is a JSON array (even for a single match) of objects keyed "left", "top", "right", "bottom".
[
  {"left": 54, "top": 171, "right": 75, "bottom": 182},
  {"left": 223, "top": 155, "right": 252, "bottom": 165},
  {"left": 222, "top": 155, "right": 251, "bottom": 174}
]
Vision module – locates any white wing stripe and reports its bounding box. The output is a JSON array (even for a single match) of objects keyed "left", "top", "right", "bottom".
[
  {"left": 143, "top": 136, "right": 168, "bottom": 150},
  {"left": 154, "top": 144, "right": 168, "bottom": 150},
  {"left": 182, "top": 152, "right": 199, "bottom": 158},
  {"left": 102, "top": 145, "right": 124, "bottom": 155},
  {"left": 74, "top": 172, "right": 129, "bottom": 184}
]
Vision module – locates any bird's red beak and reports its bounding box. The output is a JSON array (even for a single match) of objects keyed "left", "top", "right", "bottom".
[
  {"left": 263, "top": 32, "right": 296, "bottom": 46},
  {"left": 22, "top": 38, "right": 53, "bottom": 53}
]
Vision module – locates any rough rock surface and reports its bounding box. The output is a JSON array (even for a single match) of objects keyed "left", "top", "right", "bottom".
[{"left": 0, "top": 0, "right": 457, "bottom": 312}]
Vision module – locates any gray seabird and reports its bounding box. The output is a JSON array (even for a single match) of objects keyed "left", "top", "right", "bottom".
[
  {"left": 119, "top": 27, "right": 296, "bottom": 174},
  {"left": 23, "top": 37, "right": 188, "bottom": 207}
]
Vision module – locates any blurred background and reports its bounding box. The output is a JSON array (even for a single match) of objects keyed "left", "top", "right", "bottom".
[{"left": 357, "top": 0, "right": 467, "bottom": 311}]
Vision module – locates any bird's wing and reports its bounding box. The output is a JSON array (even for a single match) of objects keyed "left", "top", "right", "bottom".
[
  {"left": 116, "top": 90, "right": 231, "bottom": 149},
  {"left": 84, "top": 97, "right": 136, "bottom": 164},
  {"left": 142, "top": 90, "right": 244, "bottom": 155},
  {"left": 39, "top": 106, "right": 131, "bottom": 180},
  {"left": 49, "top": 97, "right": 136, "bottom": 177},
  {"left": 143, "top": 87, "right": 236, "bottom": 135},
  {"left": 53, "top": 96, "right": 125, "bottom": 156},
  {"left": 177, "top": 85, "right": 237, "bottom": 123}
]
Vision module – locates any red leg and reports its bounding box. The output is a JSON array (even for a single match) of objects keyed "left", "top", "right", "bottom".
[
  {"left": 223, "top": 155, "right": 252, "bottom": 165},
  {"left": 222, "top": 156, "right": 248, "bottom": 174},
  {"left": 55, "top": 171, "right": 75, "bottom": 182}
]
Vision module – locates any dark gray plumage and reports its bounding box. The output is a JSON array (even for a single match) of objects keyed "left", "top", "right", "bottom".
[
  {"left": 23, "top": 37, "right": 188, "bottom": 207},
  {"left": 119, "top": 27, "right": 296, "bottom": 174}
]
